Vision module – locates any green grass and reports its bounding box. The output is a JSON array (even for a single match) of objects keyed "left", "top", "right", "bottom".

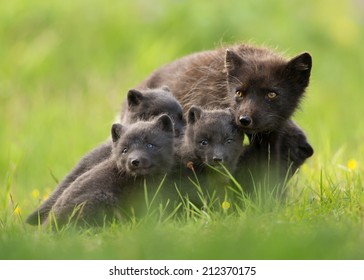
[{"left": 1, "top": 0, "right": 364, "bottom": 260}]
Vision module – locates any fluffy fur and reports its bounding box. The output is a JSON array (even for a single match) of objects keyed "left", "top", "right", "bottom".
[
  {"left": 138, "top": 45, "right": 311, "bottom": 129},
  {"left": 173, "top": 106, "right": 245, "bottom": 205},
  {"left": 137, "top": 44, "right": 313, "bottom": 184},
  {"left": 26, "top": 86, "right": 183, "bottom": 225},
  {"left": 120, "top": 86, "right": 184, "bottom": 137},
  {"left": 47, "top": 115, "right": 174, "bottom": 227},
  {"left": 236, "top": 119, "right": 313, "bottom": 195}
]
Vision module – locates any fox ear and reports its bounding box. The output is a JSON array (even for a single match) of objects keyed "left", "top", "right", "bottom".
[
  {"left": 187, "top": 106, "right": 203, "bottom": 124},
  {"left": 155, "top": 114, "right": 174, "bottom": 133},
  {"left": 111, "top": 123, "right": 124, "bottom": 143},
  {"left": 127, "top": 89, "right": 144, "bottom": 107},
  {"left": 285, "top": 52, "right": 312, "bottom": 88},
  {"left": 225, "top": 49, "right": 243, "bottom": 75}
]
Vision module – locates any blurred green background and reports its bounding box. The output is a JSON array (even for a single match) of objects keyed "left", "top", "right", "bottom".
[{"left": 1, "top": 0, "right": 364, "bottom": 259}]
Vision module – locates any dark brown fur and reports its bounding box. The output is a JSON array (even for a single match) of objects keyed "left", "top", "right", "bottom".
[
  {"left": 236, "top": 119, "right": 313, "bottom": 196},
  {"left": 137, "top": 44, "right": 313, "bottom": 187},
  {"left": 138, "top": 45, "right": 311, "bottom": 131}
]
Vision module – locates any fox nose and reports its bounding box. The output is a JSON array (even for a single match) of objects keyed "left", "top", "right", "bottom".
[
  {"left": 131, "top": 159, "right": 140, "bottom": 167},
  {"left": 239, "top": 115, "right": 252, "bottom": 127},
  {"left": 213, "top": 156, "right": 223, "bottom": 163}
]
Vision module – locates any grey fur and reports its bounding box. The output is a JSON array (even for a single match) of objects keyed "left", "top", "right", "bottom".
[
  {"left": 47, "top": 115, "right": 175, "bottom": 227},
  {"left": 120, "top": 86, "right": 184, "bottom": 137},
  {"left": 26, "top": 86, "right": 182, "bottom": 225},
  {"left": 172, "top": 106, "right": 245, "bottom": 205}
]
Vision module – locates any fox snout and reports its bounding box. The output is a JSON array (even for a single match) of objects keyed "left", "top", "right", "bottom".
[
  {"left": 212, "top": 156, "right": 223, "bottom": 163},
  {"left": 127, "top": 153, "right": 151, "bottom": 173},
  {"left": 206, "top": 146, "right": 228, "bottom": 167},
  {"left": 238, "top": 115, "right": 253, "bottom": 127},
  {"left": 204, "top": 150, "right": 224, "bottom": 166},
  {"left": 129, "top": 158, "right": 141, "bottom": 167}
]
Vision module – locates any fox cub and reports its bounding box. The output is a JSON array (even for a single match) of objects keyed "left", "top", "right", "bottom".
[
  {"left": 48, "top": 114, "right": 175, "bottom": 227},
  {"left": 173, "top": 106, "right": 245, "bottom": 206}
]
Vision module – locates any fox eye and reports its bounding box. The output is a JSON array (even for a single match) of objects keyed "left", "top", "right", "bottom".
[
  {"left": 200, "top": 139, "right": 208, "bottom": 146},
  {"left": 235, "top": 90, "right": 244, "bottom": 98},
  {"left": 122, "top": 147, "right": 128, "bottom": 154},
  {"left": 266, "top": 92, "right": 278, "bottom": 100},
  {"left": 146, "top": 143, "right": 154, "bottom": 149}
]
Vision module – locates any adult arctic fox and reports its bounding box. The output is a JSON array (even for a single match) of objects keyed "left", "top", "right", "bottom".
[{"left": 136, "top": 44, "right": 313, "bottom": 184}]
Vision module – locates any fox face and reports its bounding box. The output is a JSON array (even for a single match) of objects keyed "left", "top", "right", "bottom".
[
  {"left": 225, "top": 48, "right": 312, "bottom": 133},
  {"left": 182, "top": 106, "right": 245, "bottom": 172},
  {"left": 111, "top": 114, "right": 175, "bottom": 177}
]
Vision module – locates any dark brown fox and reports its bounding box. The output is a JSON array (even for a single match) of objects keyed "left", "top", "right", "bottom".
[
  {"left": 137, "top": 44, "right": 313, "bottom": 184},
  {"left": 47, "top": 114, "right": 175, "bottom": 227},
  {"left": 138, "top": 45, "right": 311, "bottom": 131},
  {"left": 26, "top": 86, "right": 183, "bottom": 225}
]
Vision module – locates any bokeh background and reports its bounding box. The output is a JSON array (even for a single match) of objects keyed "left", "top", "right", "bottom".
[{"left": 1, "top": 0, "right": 364, "bottom": 259}]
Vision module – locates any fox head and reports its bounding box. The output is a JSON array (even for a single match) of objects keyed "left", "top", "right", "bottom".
[
  {"left": 182, "top": 106, "right": 245, "bottom": 172},
  {"left": 225, "top": 46, "right": 312, "bottom": 133},
  {"left": 111, "top": 114, "right": 175, "bottom": 176},
  {"left": 123, "top": 86, "right": 185, "bottom": 137}
]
